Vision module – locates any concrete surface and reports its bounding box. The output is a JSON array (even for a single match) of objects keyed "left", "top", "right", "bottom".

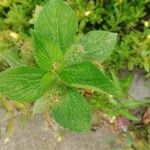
[
  {"left": 0, "top": 71, "right": 150, "bottom": 150},
  {"left": 0, "top": 114, "right": 114, "bottom": 150},
  {"left": 129, "top": 71, "right": 150, "bottom": 99}
]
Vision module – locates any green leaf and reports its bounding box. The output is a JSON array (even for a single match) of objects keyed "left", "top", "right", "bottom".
[
  {"left": 121, "top": 99, "right": 150, "bottom": 109},
  {"left": 34, "top": 0, "right": 78, "bottom": 51},
  {"left": 29, "top": 5, "right": 43, "bottom": 24},
  {"left": 119, "top": 109, "right": 139, "bottom": 121},
  {"left": 52, "top": 88, "right": 91, "bottom": 132},
  {"left": 120, "top": 74, "right": 133, "bottom": 94},
  {"left": 33, "top": 32, "right": 63, "bottom": 72},
  {"left": 3, "top": 49, "right": 23, "bottom": 67},
  {"left": 33, "top": 96, "right": 50, "bottom": 115},
  {"left": 59, "top": 61, "right": 121, "bottom": 97},
  {"left": 110, "top": 71, "right": 125, "bottom": 97},
  {"left": 80, "top": 30, "right": 117, "bottom": 62},
  {"left": 64, "top": 44, "right": 86, "bottom": 67},
  {"left": 0, "top": 67, "right": 54, "bottom": 102}
]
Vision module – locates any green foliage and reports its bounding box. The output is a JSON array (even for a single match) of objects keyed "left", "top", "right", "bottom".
[
  {"left": 52, "top": 88, "right": 91, "bottom": 132},
  {"left": 33, "top": 32, "right": 63, "bottom": 72},
  {"left": 34, "top": 0, "right": 78, "bottom": 51},
  {"left": 89, "top": 71, "right": 150, "bottom": 121},
  {"left": 68, "top": 0, "right": 150, "bottom": 74},
  {"left": 0, "top": 0, "right": 48, "bottom": 33},
  {"left": 32, "top": 96, "right": 50, "bottom": 116},
  {"left": 0, "top": 0, "right": 149, "bottom": 74},
  {"left": 121, "top": 99, "right": 150, "bottom": 109},
  {"left": 0, "top": 0, "right": 150, "bottom": 133},
  {"left": 0, "top": 0, "right": 48, "bottom": 69},
  {"left": 80, "top": 31, "right": 117, "bottom": 62},
  {"left": 107, "top": 29, "right": 150, "bottom": 73},
  {"left": 90, "top": 95, "right": 150, "bottom": 121},
  {"left": 0, "top": 0, "right": 119, "bottom": 132},
  {"left": 59, "top": 61, "right": 122, "bottom": 97},
  {"left": 0, "top": 66, "right": 54, "bottom": 102},
  {"left": 68, "top": 0, "right": 148, "bottom": 33},
  {"left": 2, "top": 49, "right": 23, "bottom": 67}
]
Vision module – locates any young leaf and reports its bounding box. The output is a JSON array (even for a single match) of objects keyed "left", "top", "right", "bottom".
[
  {"left": 120, "top": 74, "right": 133, "bottom": 94},
  {"left": 0, "top": 67, "right": 54, "bottom": 102},
  {"left": 80, "top": 30, "right": 117, "bottom": 62},
  {"left": 33, "top": 32, "right": 63, "bottom": 72},
  {"left": 110, "top": 70, "right": 125, "bottom": 97},
  {"left": 59, "top": 61, "right": 121, "bottom": 97},
  {"left": 52, "top": 88, "right": 91, "bottom": 132},
  {"left": 34, "top": 0, "right": 78, "bottom": 51},
  {"left": 118, "top": 109, "right": 140, "bottom": 122},
  {"left": 33, "top": 96, "right": 50, "bottom": 116},
  {"left": 121, "top": 99, "right": 150, "bottom": 109},
  {"left": 64, "top": 43, "right": 86, "bottom": 67},
  {"left": 3, "top": 49, "right": 23, "bottom": 67},
  {"left": 29, "top": 5, "right": 43, "bottom": 24}
]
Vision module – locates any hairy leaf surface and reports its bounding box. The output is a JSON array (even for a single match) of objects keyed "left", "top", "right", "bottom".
[
  {"left": 33, "top": 32, "right": 63, "bottom": 71},
  {"left": 0, "top": 67, "right": 54, "bottom": 102},
  {"left": 80, "top": 31, "right": 117, "bottom": 62},
  {"left": 33, "top": 96, "right": 50, "bottom": 115},
  {"left": 59, "top": 61, "right": 121, "bottom": 96},
  {"left": 52, "top": 88, "right": 91, "bottom": 132},
  {"left": 34, "top": 0, "right": 78, "bottom": 51}
]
